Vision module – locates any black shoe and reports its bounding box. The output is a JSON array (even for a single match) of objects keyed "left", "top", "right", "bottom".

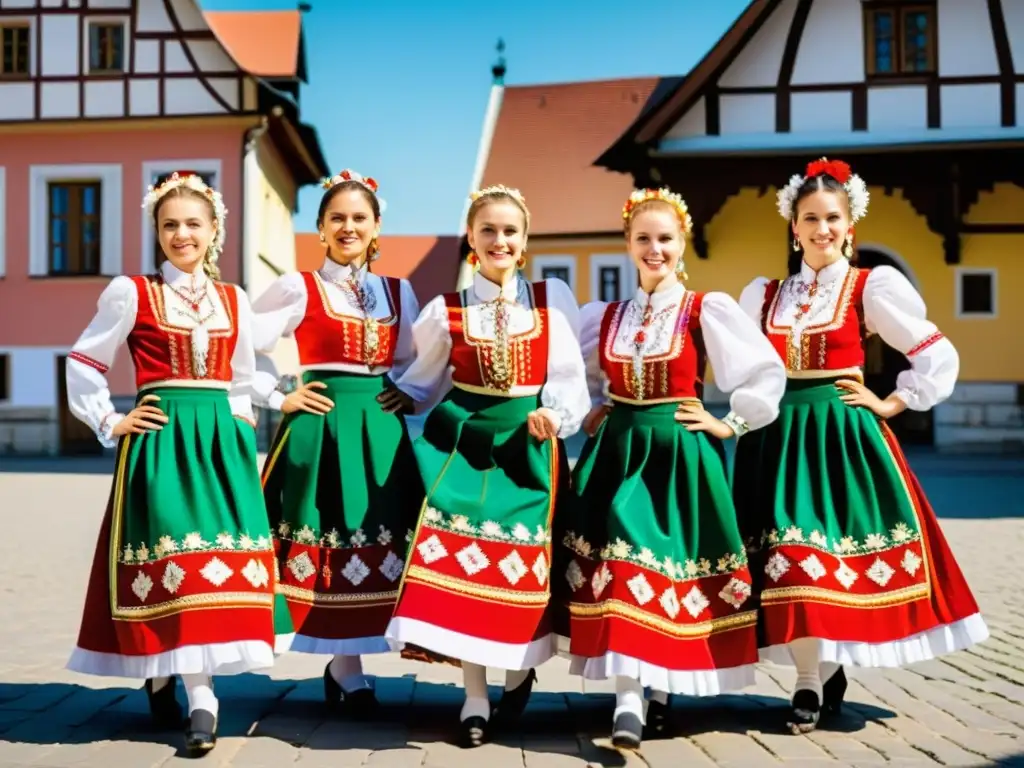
[
  {"left": 323, "top": 664, "right": 379, "bottom": 717},
  {"left": 145, "top": 678, "right": 183, "bottom": 728},
  {"left": 459, "top": 715, "right": 488, "bottom": 748},
  {"left": 611, "top": 711, "right": 643, "bottom": 751},
  {"left": 822, "top": 666, "right": 847, "bottom": 717},
  {"left": 644, "top": 697, "right": 670, "bottom": 738},
  {"left": 787, "top": 689, "right": 821, "bottom": 734},
  {"left": 491, "top": 668, "right": 537, "bottom": 722},
  {"left": 184, "top": 708, "right": 217, "bottom": 757}
]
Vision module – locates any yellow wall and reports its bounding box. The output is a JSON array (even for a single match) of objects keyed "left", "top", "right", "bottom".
[{"left": 528, "top": 238, "right": 627, "bottom": 305}]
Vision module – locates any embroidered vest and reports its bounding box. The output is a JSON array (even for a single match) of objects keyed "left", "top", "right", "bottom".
[
  {"left": 442, "top": 282, "right": 549, "bottom": 392},
  {"left": 293, "top": 271, "right": 402, "bottom": 368},
  {"left": 127, "top": 275, "right": 238, "bottom": 388},
  {"left": 761, "top": 267, "right": 870, "bottom": 373},
  {"left": 599, "top": 291, "right": 706, "bottom": 401}
]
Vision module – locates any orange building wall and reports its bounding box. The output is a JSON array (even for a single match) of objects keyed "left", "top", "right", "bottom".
[{"left": 0, "top": 125, "right": 245, "bottom": 395}]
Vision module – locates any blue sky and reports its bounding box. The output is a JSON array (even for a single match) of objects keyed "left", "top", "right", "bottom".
[{"left": 197, "top": 0, "right": 749, "bottom": 234}]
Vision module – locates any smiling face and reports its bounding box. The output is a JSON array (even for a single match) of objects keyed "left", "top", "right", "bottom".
[
  {"left": 318, "top": 186, "right": 380, "bottom": 266},
  {"left": 156, "top": 192, "right": 216, "bottom": 275},
  {"left": 792, "top": 182, "right": 852, "bottom": 266},
  {"left": 627, "top": 203, "right": 685, "bottom": 288},
  {"left": 467, "top": 200, "right": 527, "bottom": 282}
]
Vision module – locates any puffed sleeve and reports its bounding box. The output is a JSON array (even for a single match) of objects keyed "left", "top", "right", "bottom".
[
  {"left": 66, "top": 276, "right": 138, "bottom": 448},
  {"left": 539, "top": 278, "right": 591, "bottom": 439},
  {"left": 390, "top": 278, "right": 421, "bottom": 382},
  {"left": 250, "top": 273, "right": 307, "bottom": 353},
  {"left": 391, "top": 294, "right": 453, "bottom": 414},
  {"left": 738, "top": 277, "right": 772, "bottom": 326},
  {"left": 700, "top": 291, "right": 787, "bottom": 434},
  {"left": 228, "top": 286, "right": 258, "bottom": 423},
  {"left": 579, "top": 301, "right": 609, "bottom": 408},
  {"left": 862, "top": 266, "right": 959, "bottom": 411}
]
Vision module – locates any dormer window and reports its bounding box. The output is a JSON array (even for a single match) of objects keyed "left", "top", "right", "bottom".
[{"left": 863, "top": 2, "right": 936, "bottom": 77}]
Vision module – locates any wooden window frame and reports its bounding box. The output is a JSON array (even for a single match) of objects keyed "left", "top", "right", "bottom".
[
  {"left": 863, "top": 1, "right": 937, "bottom": 79},
  {"left": 599, "top": 266, "right": 623, "bottom": 303},
  {"left": 47, "top": 181, "right": 103, "bottom": 278},
  {"left": 954, "top": 268, "right": 997, "bottom": 319},
  {"left": 87, "top": 21, "right": 125, "bottom": 74},
  {"left": 0, "top": 23, "right": 31, "bottom": 79}
]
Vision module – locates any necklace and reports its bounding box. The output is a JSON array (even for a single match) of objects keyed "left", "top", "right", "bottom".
[
  {"left": 327, "top": 270, "right": 380, "bottom": 363},
  {"left": 164, "top": 279, "right": 217, "bottom": 377},
  {"left": 626, "top": 297, "right": 677, "bottom": 400},
  {"left": 485, "top": 296, "right": 514, "bottom": 391}
]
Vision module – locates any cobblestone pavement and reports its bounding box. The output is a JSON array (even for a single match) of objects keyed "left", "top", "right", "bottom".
[{"left": 0, "top": 451, "right": 1022, "bottom": 767}]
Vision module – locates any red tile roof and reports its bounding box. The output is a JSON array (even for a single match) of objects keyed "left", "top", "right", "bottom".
[
  {"left": 295, "top": 234, "right": 460, "bottom": 304},
  {"left": 479, "top": 77, "right": 660, "bottom": 236},
  {"left": 204, "top": 11, "right": 301, "bottom": 78}
]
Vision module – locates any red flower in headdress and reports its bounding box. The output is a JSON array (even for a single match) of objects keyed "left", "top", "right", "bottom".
[{"left": 805, "top": 157, "right": 851, "bottom": 184}]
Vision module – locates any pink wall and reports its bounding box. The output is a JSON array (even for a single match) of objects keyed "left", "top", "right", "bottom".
[{"left": 0, "top": 125, "right": 245, "bottom": 395}]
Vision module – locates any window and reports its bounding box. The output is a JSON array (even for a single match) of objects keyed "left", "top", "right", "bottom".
[
  {"left": 541, "top": 266, "right": 570, "bottom": 283},
  {"left": 864, "top": 4, "right": 936, "bottom": 76},
  {"left": 48, "top": 182, "right": 102, "bottom": 276},
  {"left": 88, "top": 22, "right": 125, "bottom": 73},
  {"left": 599, "top": 266, "right": 622, "bottom": 302},
  {"left": 956, "top": 269, "right": 996, "bottom": 318},
  {"left": 0, "top": 353, "right": 8, "bottom": 401},
  {"left": 0, "top": 24, "right": 30, "bottom": 77}
]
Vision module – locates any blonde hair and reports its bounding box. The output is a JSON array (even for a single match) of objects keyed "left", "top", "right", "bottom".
[
  {"left": 467, "top": 185, "right": 530, "bottom": 233},
  {"left": 622, "top": 187, "right": 692, "bottom": 237},
  {"left": 149, "top": 176, "right": 224, "bottom": 280}
]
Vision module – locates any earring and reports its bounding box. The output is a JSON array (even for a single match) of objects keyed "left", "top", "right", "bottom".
[
  {"left": 517, "top": 254, "right": 526, "bottom": 269},
  {"left": 319, "top": 232, "right": 326, "bottom": 244},
  {"left": 675, "top": 259, "right": 688, "bottom": 281},
  {"left": 368, "top": 237, "right": 380, "bottom": 261},
  {"left": 792, "top": 237, "right": 800, "bottom": 252},
  {"left": 467, "top": 251, "right": 480, "bottom": 270},
  {"left": 843, "top": 233, "right": 854, "bottom": 259}
]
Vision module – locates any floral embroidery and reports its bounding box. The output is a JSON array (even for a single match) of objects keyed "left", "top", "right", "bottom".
[
  {"left": 423, "top": 506, "right": 550, "bottom": 545},
  {"left": 275, "top": 521, "right": 397, "bottom": 551},
  {"left": 119, "top": 530, "right": 272, "bottom": 564},
  {"left": 759, "top": 521, "right": 920, "bottom": 556},
  {"left": 562, "top": 529, "right": 748, "bottom": 582}
]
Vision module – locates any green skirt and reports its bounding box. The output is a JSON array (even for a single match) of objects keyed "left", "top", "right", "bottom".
[
  {"left": 556, "top": 401, "right": 758, "bottom": 694},
  {"left": 68, "top": 387, "right": 281, "bottom": 678},
  {"left": 263, "top": 371, "right": 423, "bottom": 655},
  {"left": 734, "top": 378, "right": 986, "bottom": 667},
  {"left": 387, "top": 386, "right": 559, "bottom": 670}
]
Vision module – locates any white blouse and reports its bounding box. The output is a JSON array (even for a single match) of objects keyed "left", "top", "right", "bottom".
[
  {"left": 739, "top": 259, "right": 959, "bottom": 411},
  {"left": 393, "top": 273, "right": 591, "bottom": 439},
  {"left": 580, "top": 284, "right": 787, "bottom": 432},
  {"left": 248, "top": 260, "right": 420, "bottom": 411},
  {"left": 66, "top": 260, "right": 257, "bottom": 449}
]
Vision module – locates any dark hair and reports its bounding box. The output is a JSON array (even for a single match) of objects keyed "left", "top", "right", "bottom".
[
  {"left": 786, "top": 173, "right": 857, "bottom": 275},
  {"left": 316, "top": 180, "right": 381, "bottom": 228}
]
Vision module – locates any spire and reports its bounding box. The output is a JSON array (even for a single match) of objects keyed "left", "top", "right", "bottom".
[{"left": 491, "top": 38, "right": 506, "bottom": 85}]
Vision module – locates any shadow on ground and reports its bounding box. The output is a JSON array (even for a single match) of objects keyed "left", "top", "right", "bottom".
[{"left": 0, "top": 675, "right": 899, "bottom": 758}]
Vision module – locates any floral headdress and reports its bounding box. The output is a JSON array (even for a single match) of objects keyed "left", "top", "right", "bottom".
[
  {"left": 468, "top": 184, "right": 530, "bottom": 230},
  {"left": 777, "top": 157, "right": 869, "bottom": 222},
  {"left": 320, "top": 168, "right": 387, "bottom": 213},
  {"left": 142, "top": 171, "right": 227, "bottom": 256},
  {"left": 622, "top": 187, "right": 693, "bottom": 234}
]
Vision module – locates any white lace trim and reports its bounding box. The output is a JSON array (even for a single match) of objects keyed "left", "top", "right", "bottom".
[
  {"left": 567, "top": 651, "right": 757, "bottom": 696},
  {"left": 384, "top": 616, "right": 554, "bottom": 670},
  {"left": 67, "top": 640, "right": 274, "bottom": 678}
]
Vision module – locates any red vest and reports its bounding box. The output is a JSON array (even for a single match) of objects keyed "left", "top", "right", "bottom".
[
  {"left": 761, "top": 267, "right": 870, "bottom": 373},
  {"left": 442, "top": 282, "right": 549, "bottom": 391},
  {"left": 127, "top": 275, "right": 238, "bottom": 388},
  {"left": 293, "top": 272, "right": 403, "bottom": 368},
  {"left": 599, "top": 291, "right": 707, "bottom": 401}
]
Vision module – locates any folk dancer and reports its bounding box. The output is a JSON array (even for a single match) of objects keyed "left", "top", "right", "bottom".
[
  {"left": 385, "top": 185, "right": 590, "bottom": 747},
  {"left": 65, "top": 172, "right": 285, "bottom": 755},
  {"left": 251, "top": 170, "right": 423, "bottom": 715},
  {"left": 556, "top": 188, "right": 786, "bottom": 749},
  {"left": 734, "top": 158, "right": 989, "bottom": 733}
]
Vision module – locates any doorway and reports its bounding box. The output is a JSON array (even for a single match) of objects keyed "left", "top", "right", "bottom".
[{"left": 57, "top": 355, "right": 103, "bottom": 455}]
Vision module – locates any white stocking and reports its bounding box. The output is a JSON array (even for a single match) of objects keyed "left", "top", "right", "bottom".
[
  {"left": 329, "top": 654, "right": 371, "bottom": 692},
  {"left": 614, "top": 676, "right": 645, "bottom": 724},
  {"left": 181, "top": 673, "right": 218, "bottom": 718},
  {"left": 461, "top": 662, "right": 490, "bottom": 722},
  {"left": 789, "top": 637, "right": 823, "bottom": 701}
]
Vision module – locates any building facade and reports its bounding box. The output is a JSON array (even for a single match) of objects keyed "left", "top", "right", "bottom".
[{"left": 0, "top": 0, "right": 328, "bottom": 456}]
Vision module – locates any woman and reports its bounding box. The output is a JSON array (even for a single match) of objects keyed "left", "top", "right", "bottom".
[
  {"left": 557, "top": 188, "right": 786, "bottom": 750},
  {"left": 250, "top": 170, "right": 423, "bottom": 715},
  {"left": 65, "top": 172, "right": 280, "bottom": 755},
  {"left": 734, "top": 157, "right": 989, "bottom": 733},
  {"left": 385, "top": 185, "right": 590, "bottom": 747}
]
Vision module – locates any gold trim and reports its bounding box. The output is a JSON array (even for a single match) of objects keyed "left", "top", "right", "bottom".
[
  {"left": 451, "top": 381, "right": 541, "bottom": 398},
  {"left": 569, "top": 598, "right": 757, "bottom": 637},
  {"left": 785, "top": 368, "right": 863, "bottom": 380},
  {"left": 603, "top": 291, "right": 694, "bottom": 365},
  {"left": 608, "top": 394, "right": 703, "bottom": 407},
  {"left": 761, "top": 581, "right": 928, "bottom": 608},
  {"left": 111, "top": 592, "right": 274, "bottom": 621},
  {"left": 277, "top": 583, "right": 399, "bottom": 606},
  {"left": 311, "top": 271, "right": 398, "bottom": 325},
  {"left": 405, "top": 565, "right": 549, "bottom": 606}
]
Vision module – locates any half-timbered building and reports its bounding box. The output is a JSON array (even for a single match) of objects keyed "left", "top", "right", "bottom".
[{"left": 0, "top": 0, "right": 328, "bottom": 456}]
